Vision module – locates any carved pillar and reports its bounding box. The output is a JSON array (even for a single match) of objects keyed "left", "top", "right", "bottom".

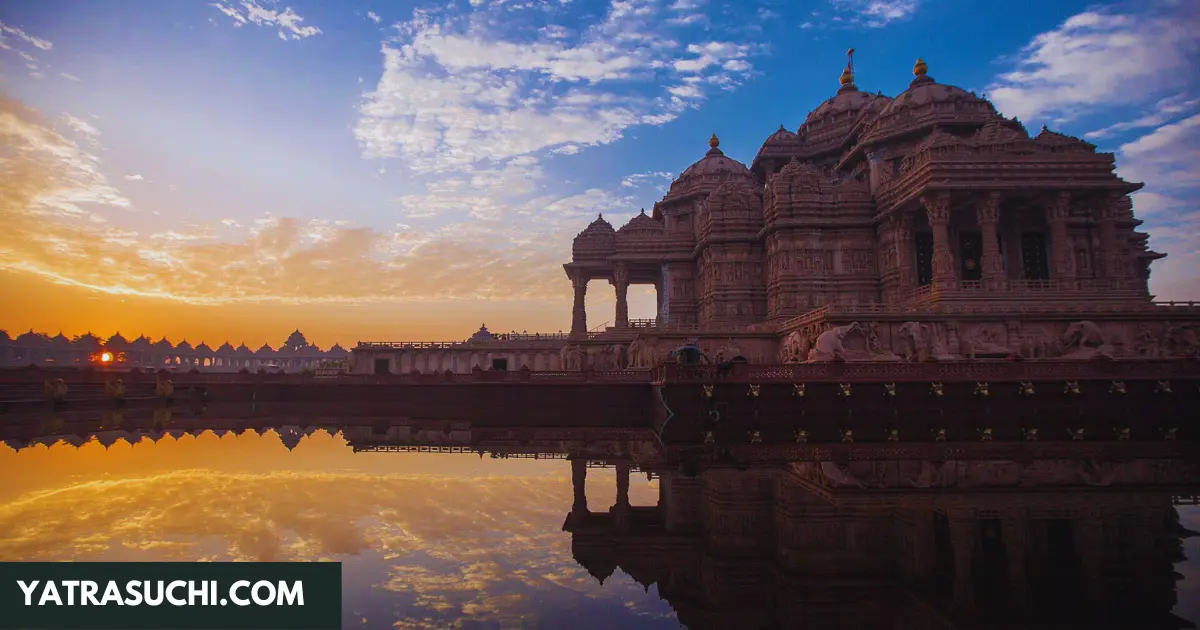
[
  {"left": 977, "top": 192, "right": 1004, "bottom": 288},
  {"left": 895, "top": 212, "right": 915, "bottom": 291},
  {"left": 922, "top": 192, "right": 955, "bottom": 291},
  {"left": 654, "top": 278, "right": 664, "bottom": 324},
  {"left": 1097, "top": 199, "right": 1122, "bottom": 280},
  {"left": 949, "top": 516, "right": 976, "bottom": 617},
  {"left": 570, "top": 270, "right": 588, "bottom": 339},
  {"left": 613, "top": 263, "right": 630, "bottom": 328},
  {"left": 1074, "top": 511, "right": 1107, "bottom": 606},
  {"left": 571, "top": 457, "right": 588, "bottom": 513},
  {"left": 1001, "top": 511, "right": 1030, "bottom": 614},
  {"left": 1046, "top": 192, "right": 1075, "bottom": 282}
]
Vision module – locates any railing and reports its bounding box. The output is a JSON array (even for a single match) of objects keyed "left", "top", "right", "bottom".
[
  {"left": 356, "top": 333, "right": 571, "bottom": 350},
  {"left": 1173, "top": 495, "right": 1200, "bottom": 506}
]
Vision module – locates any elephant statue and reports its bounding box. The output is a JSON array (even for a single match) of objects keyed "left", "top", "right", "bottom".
[{"left": 808, "top": 322, "right": 859, "bottom": 362}]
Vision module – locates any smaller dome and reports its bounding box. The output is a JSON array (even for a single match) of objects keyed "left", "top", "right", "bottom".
[
  {"left": 217, "top": 342, "right": 236, "bottom": 353},
  {"left": 572, "top": 214, "right": 616, "bottom": 259},
  {"left": 761, "top": 125, "right": 799, "bottom": 146},
  {"left": 616, "top": 208, "right": 664, "bottom": 242},
  {"left": 469, "top": 324, "right": 497, "bottom": 343},
  {"left": 236, "top": 343, "right": 254, "bottom": 356},
  {"left": 175, "top": 339, "right": 194, "bottom": 352},
  {"left": 194, "top": 341, "right": 213, "bottom": 354},
  {"left": 153, "top": 337, "right": 173, "bottom": 349},
  {"left": 877, "top": 59, "right": 986, "bottom": 118},
  {"left": 255, "top": 343, "right": 274, "bottom": 355},
  {"left": 130, "top": 335, "right": 153, "bottom": 350}
]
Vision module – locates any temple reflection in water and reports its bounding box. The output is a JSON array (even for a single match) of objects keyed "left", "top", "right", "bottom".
[{"left": 1, "top": 405, "right": 1196, "bottom": 629}]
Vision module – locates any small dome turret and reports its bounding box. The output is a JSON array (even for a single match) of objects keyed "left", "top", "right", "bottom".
[{"left": 571, "top": 214, "right": 616, "bottom": 262}]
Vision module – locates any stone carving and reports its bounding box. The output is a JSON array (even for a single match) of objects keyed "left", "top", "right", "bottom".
[
  {"left": 1132, "top": 325, "right": 1160, "bottom": 358},
  {"left": 896, "top": 322, "right": 927, "bottom": 362},
  {"left": 961, "top": 324, "right": 1013, "bottom": 359},
  {"left": 808, "top": 322, "right": 859, "bottom": 362},
  {"left": 1059, "top": 320, "right": 1114, "bottom": 360},
  {"left": 780, "top": 329, "right": 812, "bottom": 363},
  {"left": 1161, "top": 322, "right": 1200, "bottom": 357},
  {"left": 560, "top": 344, "right": 588, "bottom": 371}
]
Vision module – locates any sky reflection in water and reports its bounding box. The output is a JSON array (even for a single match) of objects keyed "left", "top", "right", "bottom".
[{"left": 0, "top": 431, "right": 677, "bottom": 629}]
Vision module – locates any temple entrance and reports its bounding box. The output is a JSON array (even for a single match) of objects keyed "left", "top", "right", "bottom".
[
  {"left": 373, "top": 358, "right": 390, "bottom": 375},
  {"left": 959, "top": 232, "right": 983, "bottom": 281},
  {"left": 491, "top": 358, "right": 508, "bottom": 371},
  {"left": 1020, "top": 232, "right": 1050, "bottom": 280},
  {"left": 915, "top": 232, "right": 934, "bottom": 286}
]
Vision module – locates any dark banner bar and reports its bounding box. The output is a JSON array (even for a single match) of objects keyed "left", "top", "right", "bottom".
[{"left": 0, "top": 562, "right": 341, "bottom": 630}]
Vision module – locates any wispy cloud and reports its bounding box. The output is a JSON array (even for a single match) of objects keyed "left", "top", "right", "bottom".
[
  {"left": 209, "top": 1, "right": 322, "bottom": 40},
  {"left": 1085, "top": 95, "right": 1200, "bottom": 140},
  {"left": 366, "top": 11, "right": 382, "bottom": 24},
  {"left": 0, "top": 21, "right": 54, "bottom": 78},
  {"left": 124, "top": 173, "right": 145, "bottom": 181},
  {"left": 827, "top": 0, "right": 919, "bottom": 28},
  {"left": 58, "top": 72, "right": 82, "bottom": 83},
  {"left": 986, "top": 5, "right": 1200, "bottom": 123},
  {"left": 0, "top": 94, "right": 656, "bottom": 304},
  {"left": 354, "top": 0, "right": 760, "bottom": 174}
]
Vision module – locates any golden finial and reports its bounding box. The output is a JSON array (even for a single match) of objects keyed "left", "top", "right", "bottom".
[
  {"left": 709, "top": 133, "right": 719, "bottom": 149},
  {"left": 840, "top": 47, "right": 855, "bottom": 86},
  {"left": 913, "top": 57, "right": 928, "bottom": 77}
]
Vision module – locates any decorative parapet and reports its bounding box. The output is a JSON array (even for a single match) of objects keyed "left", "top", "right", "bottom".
[
  {"left": 355, "top": 332, "right": 572, "bottom": 350},
  {"left": 659, "top": 358, "right": 1200, "bottom": 383}
]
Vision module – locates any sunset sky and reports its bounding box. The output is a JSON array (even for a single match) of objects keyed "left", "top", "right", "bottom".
[{"left": 1, "top": 0, "right": 1197, "bottom": 348}]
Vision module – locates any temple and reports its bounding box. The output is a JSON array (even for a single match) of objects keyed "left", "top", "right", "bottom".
[{"left": 559, "top": 53, "right": 1200, "bottom": 368}]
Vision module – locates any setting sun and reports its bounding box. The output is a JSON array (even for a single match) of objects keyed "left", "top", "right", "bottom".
[{"left": 99, "top": 351, "right": 113, "bottom": 363}]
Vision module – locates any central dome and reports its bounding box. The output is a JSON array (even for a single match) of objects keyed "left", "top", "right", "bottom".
[{"left": 678, "top": 134, "right": 753, "bottom": 179}]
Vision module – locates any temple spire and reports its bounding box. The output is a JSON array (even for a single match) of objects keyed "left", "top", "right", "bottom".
[
  {"left": 839, "top": 47, "right": 856, "bottom": 89},
  {"left": 709, "top": 133, "right": 719, "bottom": 149}
]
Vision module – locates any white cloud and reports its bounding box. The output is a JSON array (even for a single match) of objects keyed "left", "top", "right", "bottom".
[
  {"left": 60, "top": 114, "right": 101, "bottom": 140},
  {"left": 366, "top": 11, "right": 382, "bottom": 24},
  {"left": 986, "top": 5, "right": 1200, "bottom": 123},
  {"left": 355, "top": 1, "right": 758, "bottom": 173},
  {"left": 1085, "top": 95, "right": 1200, "bottom": 140},
  {"left": 59, "top": 72, "right": 82, "bottom": 82},
  {"left": 828, "top": 0, "right": 919, "bottom": 28},
  {"left": 0, "top": 21, "right": 53, "bottom": 51},
  {"left": 124, "top": 174, "right": 145, "bottom": 181},
  {"left": 209, "top": 1, "right": 322, "bottom": 40}
]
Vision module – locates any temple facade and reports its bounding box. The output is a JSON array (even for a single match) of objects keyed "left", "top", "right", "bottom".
[
  {"left": 562, "top": 54, "right": 1200, "bottom": 368},
  {"left": 350, "top": 324, "right": 574, "bottom": 374}
]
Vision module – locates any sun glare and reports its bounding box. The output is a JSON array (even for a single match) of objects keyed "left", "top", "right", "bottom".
[{"left": 100, "top": 351, "right": 113, "bottom": 363}]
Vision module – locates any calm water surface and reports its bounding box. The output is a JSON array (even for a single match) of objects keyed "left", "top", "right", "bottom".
[{"left": 0, "top": 427, "right": 1197, "bottom": 629}]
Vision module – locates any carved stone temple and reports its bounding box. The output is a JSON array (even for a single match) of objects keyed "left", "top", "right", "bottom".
[{"left": 558, "top": 54, "right": 1200, "bottom": 370}]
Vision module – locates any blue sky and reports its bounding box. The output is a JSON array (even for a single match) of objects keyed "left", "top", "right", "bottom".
[{"left": 0, "top": 0, "right": 1198, "bottom": 342}]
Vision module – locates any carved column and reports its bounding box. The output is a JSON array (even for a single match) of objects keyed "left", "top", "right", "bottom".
[
  {"left": 949, "top": 516, "right": 977, "bottom": 617},
  {"left": 1046, "top": 192, "right": 1075, "bottom": 282},
  {"left": 571, "top": 457, "right": 588, "bottom": 514},
  {"left": 613, "top": 263, "right": 630, "bottom": 328},
  {"left": 923, "top": 192, "right": 955, "bottom": 291},
  {"left": 654, "top": 278, "right": 664, "bottom": 324},
  {"left": 570, "top": 270, "right": 588, "bottom": 339},
  {"left": 1001, "top": 511, "right": 1030, "bottom": 614},
  {"left": 1097, "top": 198, "right": 1122, "bottom": 281},
  {"left": 977, "top": 192, "right": 1004, "bottom": 288},
  {"left": 896, "top": 212, "right": 914, "bottom": 291}
]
